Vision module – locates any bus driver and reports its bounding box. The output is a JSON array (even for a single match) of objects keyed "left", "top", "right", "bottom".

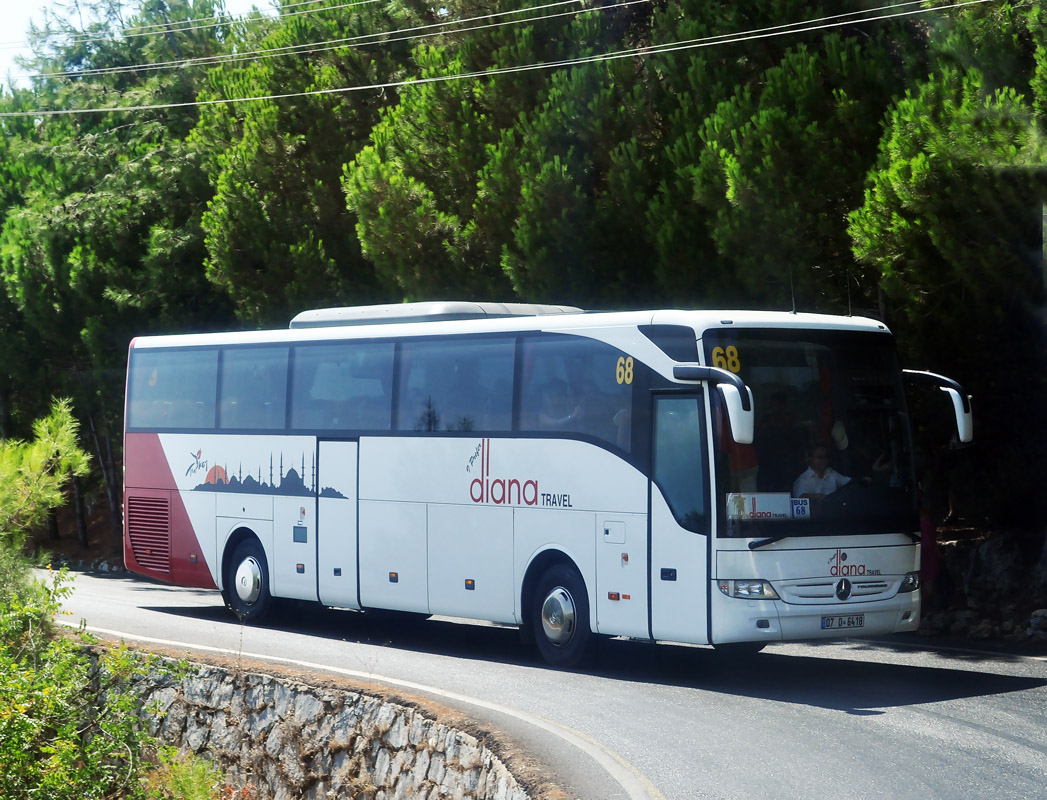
[{"left": 793, "top": 442, "right": 859, "bottom": 502}]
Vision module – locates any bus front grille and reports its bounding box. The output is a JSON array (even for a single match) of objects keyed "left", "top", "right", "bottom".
[
  {"left": 778, "top": 577, "right": 896, "bottom": 603},
  {"left": 127, "top": 495, "right": 171, "bottom": 574}
]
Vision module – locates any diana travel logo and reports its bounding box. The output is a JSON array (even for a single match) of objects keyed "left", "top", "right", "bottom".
[
  {"left": 827, "top": 549, "right": 879, "bottom": 577},
  {"left": 467, "top": 439, "right": 540, "bottom": 506}
]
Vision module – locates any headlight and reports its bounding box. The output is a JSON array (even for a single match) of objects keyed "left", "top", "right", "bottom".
[
  {"left": 898, "top": 571, "right": 921, "bottom": 593},
  {"left": 718, "top": 579, "right": 779, "bottom": 600}
]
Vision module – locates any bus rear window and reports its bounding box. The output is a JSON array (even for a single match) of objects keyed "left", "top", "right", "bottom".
[{"left": 127, "top": 348, "right": 218, "bottom": 430}]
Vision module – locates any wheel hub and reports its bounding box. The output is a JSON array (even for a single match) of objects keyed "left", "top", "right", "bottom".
[
  {"left": 234, "top": 556, "right": 262, "bottom": 604},
  {"left": 540, "top": 587, "right": 576, "bottom": 645}
]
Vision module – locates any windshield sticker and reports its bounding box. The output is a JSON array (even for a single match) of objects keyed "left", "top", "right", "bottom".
[{"left": 727, "top": 493, "right": 808, "bottom": 520}]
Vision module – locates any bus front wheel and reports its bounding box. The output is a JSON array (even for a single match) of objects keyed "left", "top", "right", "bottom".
[
  {"left": 532, "top": 564, "right": 593, "bottom": 669},
  {"left": 225, "top": 539, "right": 273, "bottom": 623}
]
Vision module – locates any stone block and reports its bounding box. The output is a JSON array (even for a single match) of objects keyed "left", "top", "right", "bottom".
[
  {"left": 374, "top": 703, "right": 398, "bottom": 735},
  {"left": 295, "top": 692, "right": 325, "bottom": 725},
  {"left": 409, "top": 713, "right": 429, "bottom": 747},
  {"left": 185, "top": 714, "right": 211, "bottom": 752},
  {"left": 455, "top": 739, "right": 482, "bottom": 771},
  {"left": 375, "top": 747, "right": 392, "bottom": 786},
  {"left": 384, "top": 715, "right": 409, "bottom": 750},
  {"left": 210, "top": 711, "right": 244, "bottom": 756},
  {"left": 411, "top": 748, "right": 431, "bottom": 787},
  {"left": 247, "top": 705, "right": 277, "bottom": 737},
  {"left": 273, "top": 682, "right": 295, "bottom": 719},
  {"left": 428, "top": 752, "right": 447, "bottom": 785}
]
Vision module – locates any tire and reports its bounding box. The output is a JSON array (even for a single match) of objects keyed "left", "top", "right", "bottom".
[
  {"left": 225, "top": 538, "right": 273, "bottom": 623},
  {"left": 531, "top": 564, "right": 593, "bottom": 669}
]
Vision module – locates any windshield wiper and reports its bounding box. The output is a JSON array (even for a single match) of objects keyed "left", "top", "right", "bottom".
[
  {"left": 749, "top": 535, "right": 789, "bottom": 550},
  {"left": 750, "top": 531, "right": 920, "bottom": 549}
]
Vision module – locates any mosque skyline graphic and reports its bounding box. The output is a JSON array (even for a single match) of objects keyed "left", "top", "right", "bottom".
[{"left": 187, "top": 451, "right": 346, "bottom": 499}]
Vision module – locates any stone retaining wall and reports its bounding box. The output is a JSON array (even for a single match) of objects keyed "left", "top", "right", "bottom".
[
  {"left": 125, "top": 659, "right": 530, "bottom": 800},
  {"left": 921, "top": 531, "right": 1047, "bottom": 642}
]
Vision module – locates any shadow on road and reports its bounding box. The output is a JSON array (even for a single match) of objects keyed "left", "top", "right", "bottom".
[
  {"left": 135, "top": 590, "right": 1047, "bottom": 716},
  {"left": 598, "top": 642, "right": 1047, "bottom": 715}
]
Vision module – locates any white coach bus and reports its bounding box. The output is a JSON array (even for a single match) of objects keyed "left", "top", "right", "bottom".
[{"left": 122, "top": 302, "right": 972, "bottom": 667}]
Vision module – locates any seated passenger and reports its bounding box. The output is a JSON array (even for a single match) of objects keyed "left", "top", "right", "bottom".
[
  {"left": 792, "top": 442, "right": 856, "bottom": 502},
  {"left": 538, "top": 379, "right": 581, "bottom": 429}
]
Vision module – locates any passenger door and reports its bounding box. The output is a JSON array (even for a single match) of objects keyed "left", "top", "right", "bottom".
[
  {"left": 316, "top": 440, "right": 360, "bottom": 609},
  {"left": 649, "top": 393, "right": 711, "bottom": 644}
]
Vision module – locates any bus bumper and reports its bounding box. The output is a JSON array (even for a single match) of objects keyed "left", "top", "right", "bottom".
[{"left": 709, "top": 586, "right": 920, "bottom": 644}]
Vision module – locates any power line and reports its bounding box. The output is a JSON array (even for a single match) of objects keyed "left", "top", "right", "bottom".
[
  {"left": 0, "top": 0, "right": 995, "bottom": 118},
  {"left": 24, "top": 0, "right": 593, "bottom": 81},
  {"left": 0, "top": 0, "right": 379, "bottom": 53},
  {"left": 0, "top": 2, "right": 315, "bottom": 46},
  {"left": 115, "top": 0, "right": 339, "bottom": 37},
  {"left": 17, "top": 0, "right": 935, "bottom": 83}
]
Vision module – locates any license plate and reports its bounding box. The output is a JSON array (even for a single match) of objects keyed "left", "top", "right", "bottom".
[{"left": 821, "top": 614, "right": 864, "bottom": 630}]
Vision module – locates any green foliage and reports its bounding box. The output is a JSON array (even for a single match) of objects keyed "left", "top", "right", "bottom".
[
  {"left": 848, "top": 4, "right": 1047, "bottom": 523},
  {"left": 196, "top": 0, "right": 409, "bottom": 322},
  {"left": 144, "top": 748, "right": 224, "bottom": 800},
  {"left": 0, "top": 399, "right": 90, "bottom": 540},
  {"left": 0, "top": 559, "right": 152, "bottom": 800},
  {"left": 689, "top": 35, "right": 907, "bottom": 310},
  {"left": 0, "top": 541, "right": 226, "bottom": 799}
]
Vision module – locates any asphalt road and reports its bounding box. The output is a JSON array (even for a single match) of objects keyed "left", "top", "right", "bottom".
[{"left": 57, "top": 569, "right": 1047, "bottom": 800}]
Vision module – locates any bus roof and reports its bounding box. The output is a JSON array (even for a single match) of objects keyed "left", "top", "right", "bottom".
[
  {"left": 289, "top": 301, "right": 582, "bottom": 328},
  {"left": 130, "top": 307, "right": 889, "bottom": 349}
]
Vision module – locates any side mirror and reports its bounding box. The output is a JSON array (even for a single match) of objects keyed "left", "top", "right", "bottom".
[
  {"left": 940, "top": 387, "right": 974, "bottom": 443},
  {"left": 717, "top": 384, "right": 755, "bottom": 445},
  {"left": 902, "top": 370, "right": 973, "bottom": 443},
  {"left": 673, "top": 364, "right": 755, "bottom": 444}
]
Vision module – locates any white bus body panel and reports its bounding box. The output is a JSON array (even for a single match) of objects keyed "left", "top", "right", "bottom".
[
  {"left": 359, "top": 436, "right": 648, "bottom": 633},
  {"left": 428, "top": 504, "right": 515, "bottom": 622},
  {"left": 317, "top": 440, "right": 360, "bottom": 609},
  {"left": 594, "top": 512, "right": 649, "bottom": 638},
  {"left": 216, "top": 493, "right": 272, "bottom": 520},
  {"left": 358, "top": 501, "right": 429, "bottom": 613},
  {"left": 273, "top": 496, "right": 317, "bottom": 601}
]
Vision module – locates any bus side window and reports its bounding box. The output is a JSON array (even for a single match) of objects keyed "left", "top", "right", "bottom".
[
  {"left": 219, "top": 347, "right": 288, "bottom": 430},
  {"left": 291, "top": 342, "right": 393, "bottom": 432},
  {"left": 653, "top": 395, "right": 707, "bottom": 533},
  {"left": 519, "top": 336, "right": 636, "bottom": 452},
  {"left": 396, "top": 338, "right": 514, "bottom": 433},
  {"left": 127, "top": 348, "right": 218, "bottom": 430}
]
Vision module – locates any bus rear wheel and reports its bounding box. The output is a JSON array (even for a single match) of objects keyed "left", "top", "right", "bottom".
[
  {"left": 532, "top": 564, "right": 593, "bottom": 669},
  {"left": 225, "top": 538, "right": 273, "bottom": 624}
]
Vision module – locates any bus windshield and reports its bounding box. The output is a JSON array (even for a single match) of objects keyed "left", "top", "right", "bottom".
[{"left": 705, "top": 329, "right": 919, "bottom": 539}]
